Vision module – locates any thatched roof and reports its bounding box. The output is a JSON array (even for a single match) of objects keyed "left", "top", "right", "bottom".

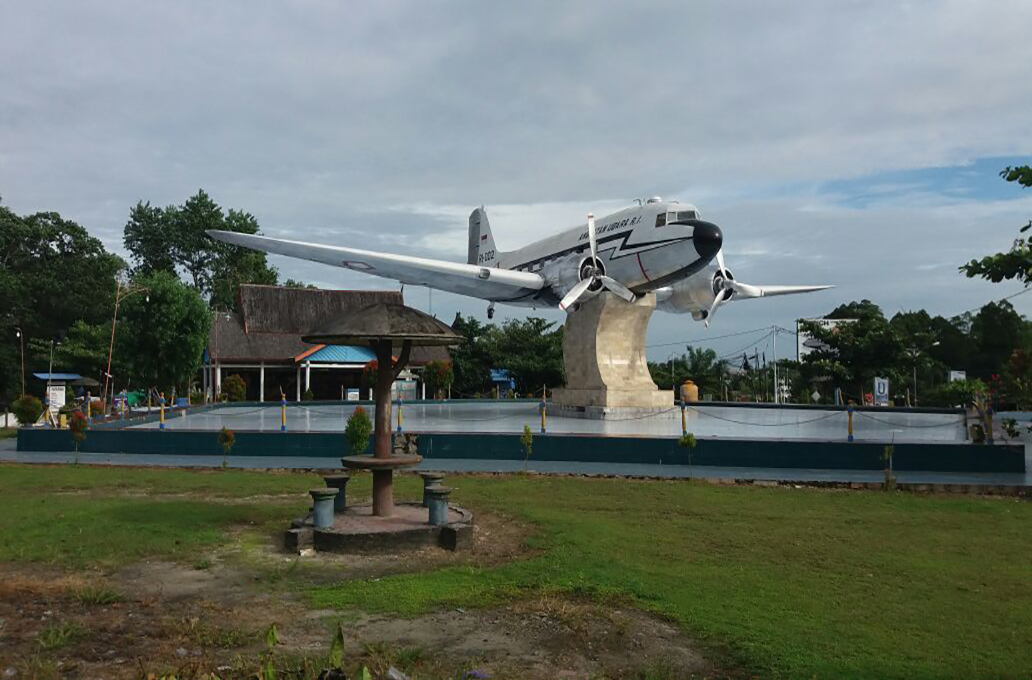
[
  {"left": 207, "top": 286, "right": 449, "bottom": 364},
  {"left": 238, "top": 285, "right": 401, "bottom": 334},
  {"left": 303, "top": 303, "right": 464, "bottom": 347}
]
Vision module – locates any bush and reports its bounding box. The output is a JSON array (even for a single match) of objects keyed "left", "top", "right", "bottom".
[
  {"left": 222, "top": 374, "right": 246, "bottom": 402},
  {"left": 217, "top": 426, "right": 235, "bottom": 468},
  {"left": 12, "top": 395, "right": 44, "bottom": 426},
  {"left": 303, "top": 388, "right": 315, "bottom": 401},
  {"left": 345, "top": 407, "right": 372, "bottom": 455},
  {"left": 69, "top": 411, "right": 88, "bottom": 462},
  {"left": 190, "top": 390, "right": 205, "bottom": 405}
]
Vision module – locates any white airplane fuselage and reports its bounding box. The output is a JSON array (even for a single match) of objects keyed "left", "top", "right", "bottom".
[{"left": 479, "top": 200, "right": 723, "bottom": 311}]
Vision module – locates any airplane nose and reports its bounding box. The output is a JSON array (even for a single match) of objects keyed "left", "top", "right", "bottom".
[{"left": 691, "top": 220, "right": 723, "bottom": 260}]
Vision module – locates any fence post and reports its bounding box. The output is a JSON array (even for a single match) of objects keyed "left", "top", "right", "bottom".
[{"left": 847, "top": 404, "right": 854, "bottom": 442}]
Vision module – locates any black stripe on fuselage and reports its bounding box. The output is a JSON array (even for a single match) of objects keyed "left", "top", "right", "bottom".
[{"left": 506, "top": 230, "right": 691, "bottom": 273}]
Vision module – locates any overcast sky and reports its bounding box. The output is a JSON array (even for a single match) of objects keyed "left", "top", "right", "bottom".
[{"left": 3, "top": 0, "right": 1032, "bottom": 361}]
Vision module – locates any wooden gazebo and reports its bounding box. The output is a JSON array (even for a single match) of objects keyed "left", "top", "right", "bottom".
[{"left": 303, "top": 302, "right": 463, "bottom": 517}]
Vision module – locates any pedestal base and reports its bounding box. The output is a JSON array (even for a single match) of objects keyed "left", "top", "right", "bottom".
[
  {"left": 548, "top": 389, "right": 674, "bottom": 419},
  {"left": 552, "top": 291, "right": 672, "bottom": 412}
]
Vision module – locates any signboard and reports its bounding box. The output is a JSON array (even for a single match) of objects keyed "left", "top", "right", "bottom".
[
  {"left": 949, "top": 370, "right": 967, "bottom": 382},
  {"left": 346, "top": 388, "right": 360, "bottom": 401},
  {"left": 796, "top": 318, "right": 857, "bottom": 360},
  {"left": 873, "top": 377, "right": 889, "bottom": 407},
  {"left": 47, "top": 384, "right": 66, "bottom": 415}
]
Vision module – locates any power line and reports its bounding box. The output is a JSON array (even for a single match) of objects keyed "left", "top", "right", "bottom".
[{"left": 646, "top": 325, "right": 772, "bottom": 349}]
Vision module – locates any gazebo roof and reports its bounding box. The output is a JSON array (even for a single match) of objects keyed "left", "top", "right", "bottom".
[{"left": 302, "top": 302, "right": 464, "bottom": 347}]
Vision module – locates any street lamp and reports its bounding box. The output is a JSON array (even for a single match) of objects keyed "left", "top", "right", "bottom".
[
  {"left": 14, "top": 327, "right": 24, "bottom": 396},
  {"left": 102, "top": 279, "right": 149, "bottom": 411}
]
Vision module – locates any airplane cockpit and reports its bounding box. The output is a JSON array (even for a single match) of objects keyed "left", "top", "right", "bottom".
[{"left": 654, "top": 205, "right": 699, "bottom": 227}]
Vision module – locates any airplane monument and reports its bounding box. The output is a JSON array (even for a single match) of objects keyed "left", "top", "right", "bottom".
[{"left": 209, "top": 197, "right": 830, "bottom": 416}]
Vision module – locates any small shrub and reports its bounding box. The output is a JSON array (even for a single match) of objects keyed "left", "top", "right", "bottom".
[
  {"left": 37, "top": 620, "right": 87, "bottom": 650},
  {"left": 345, "top": 407, "right": 373, "bottom": 455},
  {"left": 882, "top": 444, "right": 896, "bottom": 490},
  {"left": 217, "top": 426, "right": 235, "bottom": 468},
  {"left": 12, "top": 394, "right": 44, "bottom": 425},
  {"left": 303, "top": 388, "right": 315, "bottom": 401},
  {"left": 521, "top": 424, "right": 534, "bottom": 472},
  {"left": 678, "top": 432, "right": 697, "bottom": 466},
  {"left": 69, "top": 410, "right": 88, "bottom": 463},
  {"left": 223, "top": 374, "right": 247, "bottom": 402},
  {"left": 1002, "top": 418, "right": 1020, "bottom": 439},
  {"left": 73, "top": 585, "right": 123, "bottom": 606}
]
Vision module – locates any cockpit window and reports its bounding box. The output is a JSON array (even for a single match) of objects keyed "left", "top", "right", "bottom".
[
  {"left": 677, "top": 210, "right": 697, "bottom": 221},
  {"left": 655, "top": 213, "right": 666, "bottom": 227}
]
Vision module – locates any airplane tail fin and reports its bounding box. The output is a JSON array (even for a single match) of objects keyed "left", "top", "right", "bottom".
[{"left": 468, "top": 207, "right": 498, "bottom": 266}]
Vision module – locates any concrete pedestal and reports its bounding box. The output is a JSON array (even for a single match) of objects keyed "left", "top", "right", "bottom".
[{"left": 551, "top": 292, "right": 673, "bottom": 415}]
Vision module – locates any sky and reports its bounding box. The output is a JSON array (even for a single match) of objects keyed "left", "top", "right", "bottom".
[{"left": 2, "top": 0, "right": 1032, "bottom": 362}]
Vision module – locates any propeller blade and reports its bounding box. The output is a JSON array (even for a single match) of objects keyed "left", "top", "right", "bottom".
[
  {"left": 559, "top": 277, "right": 593, "bottom": 311},
  {"left": 704, "top": 289, "right": 731, "bottom": 327},
  {"left": 587, "top": 212, "right": 598, "bottom": 265},
  {"left": 716, "top": 248, "right": 728, "bottom": 280},
  {"left": 600, "top": 275, "right": 636, "bottom": 302},
  {"left": 728, "top": 280, "right": 766, "bottom": 298}
]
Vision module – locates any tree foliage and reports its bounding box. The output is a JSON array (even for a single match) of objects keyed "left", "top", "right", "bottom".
[
  {"left": 118, "top": 271, "right": 210, "bottom": 394},
  {"left": 960, "top": 164, "right": 1032, "bottom": 285},
  {"left": 0, "top": 202, "right": 124, "bottom": 403},
  {"left": 123, "top": 190, "right": 279, "bottom": 310},
  {"left": 649, "top": 346, "right": 728, "bottom": 395},
  {"left": 422, "top": 359, "right": 454, "bottom": 399}
]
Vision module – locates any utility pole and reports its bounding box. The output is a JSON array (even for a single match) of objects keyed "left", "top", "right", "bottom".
[
  {"left": 14, "top": 327, "right": 25, "bottom": 396},
  {"left": 103, "top": 281, "right": 149, "bottom": 412}
]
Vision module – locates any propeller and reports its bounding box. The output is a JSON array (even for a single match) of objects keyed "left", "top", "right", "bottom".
[
  {"left": 704, "top": 247, "right": 833, "bottom": 326},
  {"left": 559, "top": 213, "right": 636, "bottom": 311}
]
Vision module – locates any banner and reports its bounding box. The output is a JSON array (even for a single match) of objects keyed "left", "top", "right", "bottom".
[{"left": 873, "top": 377, "right": 889, "bottom": 407}]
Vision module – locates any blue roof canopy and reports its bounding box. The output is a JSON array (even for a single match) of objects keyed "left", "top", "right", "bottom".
[
  {"left": 303, "top": 345, "right": 377, "bottom": 364},
  {"left": 33, "top": 372, "right": 82, "bottom": 381}
]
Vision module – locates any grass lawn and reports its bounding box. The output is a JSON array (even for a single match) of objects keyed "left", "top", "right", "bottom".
[
  {"left": 0, "top": 427, "right": 17, "bottom": 439},
  {"left": 2, "top": 464, "right": 1030, "bottom": 676}
]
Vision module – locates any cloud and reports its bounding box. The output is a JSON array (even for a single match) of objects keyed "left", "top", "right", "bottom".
[{"left": 1, "top": 0, "right": 1031, "bottom": 358}]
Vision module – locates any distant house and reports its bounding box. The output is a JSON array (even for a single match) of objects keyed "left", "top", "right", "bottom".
[{"left": 203, "top": 285, "right": 449, "bottom": 401}]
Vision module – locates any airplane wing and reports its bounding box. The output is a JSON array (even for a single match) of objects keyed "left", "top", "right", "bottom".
[
  {"left": 732, "top": 284, "right": 834, "bottom": 299},
  {"left": 207, "top": 230, "right": 544, "bottom": 302}
]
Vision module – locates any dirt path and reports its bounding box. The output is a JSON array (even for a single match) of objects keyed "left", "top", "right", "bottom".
[{"left": 0, "top": 507, "right": 718, "bottom": 679}]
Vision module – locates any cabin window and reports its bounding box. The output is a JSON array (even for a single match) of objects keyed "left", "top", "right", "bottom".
[
  {"left": 655, "top": 213, "right": 666, "bottom": 227},
  {"left": 677, "top": 210, "right": 697, "bottom": 221}
]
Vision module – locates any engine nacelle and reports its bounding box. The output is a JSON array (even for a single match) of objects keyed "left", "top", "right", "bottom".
[
  {"left": 655, "top": 264, "right": 732, "bottom": 316},
  {"left": 544, "top": 253, "right": 606, "bottom": 304}
]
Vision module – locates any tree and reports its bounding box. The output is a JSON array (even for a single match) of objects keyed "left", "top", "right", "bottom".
[
  {"left": 0, "top": 202, "right": 125, "bottom": 403},
  {"left": 118, "top": 271, "right": 210, "bottom": 394},
  {"left": 449, "top": 313, "right": 493, "bottom": 396},
  {"left": 222, "top": 374, "right": 247, "bottom": 402},
  {"left": 960, "top": 164, "right": 1032, "bottom": 284},
  {"left": 649, "top": 346, "right": 728, "bottom": 396},
  {"left": 123, "top": 190, "right": 279, "bottom": 310},
  {"left": 422, "top": 359, "right": 454, "bottom": 399},
  {"left": 800, "top": 301, "right": 908, "bottom": 399},
  {"left": 482, "top": 317, "right": 564, "bottom": 394},
  {"left": 968, "top": 300, "right": 1030, "bottom": 379}
]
